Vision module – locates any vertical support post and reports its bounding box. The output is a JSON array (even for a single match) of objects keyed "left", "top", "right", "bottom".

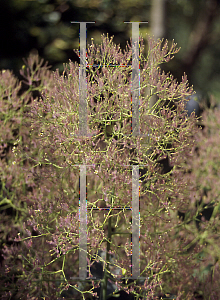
[
  {"left": 70, "top": 21, "right": 95, "bottom": 280},
  {"left": 79, "top": 165, "right": 87, "bottom": 279},
  {"left": 79, "top": 22, "right": 87, "bottom": 136},
  {"left": 124, "top": 21, "right": 147, "bottom": 279},
  {"left": 132, "top": 165, "right": 140, "bottom": 279},
  {"left": 124, "top": 21, "right": 148, "bottom": 138},
  {"left": 131, "top": 22, "right": 140, "bottom": 137},
  {"left": 70, "top": 22, "right": 95, "bottom": 137}
]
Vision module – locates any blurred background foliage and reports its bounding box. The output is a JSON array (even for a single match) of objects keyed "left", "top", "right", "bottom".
[{"left": 0, "top": 0, "right": 220, "bottom": 102}]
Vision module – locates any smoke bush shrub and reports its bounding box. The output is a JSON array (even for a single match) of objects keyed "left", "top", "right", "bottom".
[{"left": 0, "top": 33, "right": 209, "bottom": 299}]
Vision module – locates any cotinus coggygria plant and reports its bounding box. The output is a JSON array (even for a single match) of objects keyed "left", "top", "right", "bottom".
[{"left": 1, "top": 33, "right": 205, "bottom": 299}]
